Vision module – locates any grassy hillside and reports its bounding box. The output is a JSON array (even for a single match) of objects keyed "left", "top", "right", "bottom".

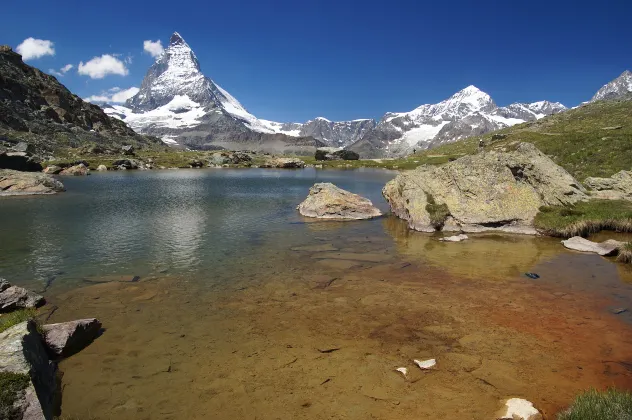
[{"left": 412, "top": 98, "right": 632, "bottom": 180}]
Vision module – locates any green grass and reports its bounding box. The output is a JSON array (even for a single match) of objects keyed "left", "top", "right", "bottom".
[
  {"left": 617, "top": 242, "right": 632, "bottom": 264},
  {"left": 533, "top": 200, "right": 632, "bottom": 237},
  {"left": 425, "top": 193, "right": 450, "bottom": 229},
  {"left": 413, "top": 99, "right": 632, "bottom": 180},
  {"left": 558, "top": 388, "right": 632, "bottom": 420},
  {"left": 0, "top": 371, "right": 31, "bottom": 420},
  {"left": 0, "top": 308, "right": 37, "bottom": 334}
]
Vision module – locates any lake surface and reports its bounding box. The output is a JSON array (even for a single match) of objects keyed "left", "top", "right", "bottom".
[{"left": 1, "top": 168, "right": 632, "bottom": 419}]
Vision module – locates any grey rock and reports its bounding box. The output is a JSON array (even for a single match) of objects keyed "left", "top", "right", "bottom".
[
  {"left": 264, "top": 157, "right": 305, "bottom": 169},
  {"left": 315, "top": 148, "right": 359, "bottom": 161},
  {"left": 561, "top": 236, "right": 625, "bottom": 256},
  {"left": 0, "top": 169, "right": 65, "bottom": 196},
  {"left": 112, "top": 159, "right": 139, "bottom": 170},
  {"left": 121, "top": 145, "right": 134, "bottom": 155},
  {"left": 585, "top": 170, "right": 632, "bottom": 201},
  {"left": 12, "top": 142, "right": 36, "bottom": 154},
  {"left": 297, "top": 183, "right": 382, "bottom": 220},
  {"left": 96, "top": 164, "right": 107, "bottom": 171},
  {"left": 0, "top": 321, "right": 59, "bottom": 420},
  {"left": 42, "top": 318, "right": 102, "bottom": 358},
  {"left": 383, "top": 143, "right": 587, "bottom": 233},
  {"left": 591, "top": 70, "right": 632, "bottom": 102},
  {"left": 0, "top": 279, "right": 45, "bottom": 312}
]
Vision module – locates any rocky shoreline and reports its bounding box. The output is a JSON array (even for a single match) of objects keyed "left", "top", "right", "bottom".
[{"left": 0, "top": 279, "right": 101, "bottom": 420}]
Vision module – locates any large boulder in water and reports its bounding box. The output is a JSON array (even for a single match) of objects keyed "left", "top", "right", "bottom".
[
  {"left": 382, "top": 143, "right": 587, "bottom": 233},
  {"left": 298, "top": 183, "right": 382, "bottom": 220},
  {"left": 0, "top": 169, "right": 65, "bottom": 196},
  {"left": 43, "top": 318, "right": 102, "bottom": 359}
]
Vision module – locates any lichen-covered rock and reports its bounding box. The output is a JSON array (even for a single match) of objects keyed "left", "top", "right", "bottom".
[
  {"left": 383, "top": 143, "right": 587, "bottom": 233},
  {"left": 58, "top": 163, "right": 89, "bottom": 176},
  {"left": 562, "top": 236, "right": 625, "bottom": 256},
  {"left": 96, "top": 164, "right": 107, "bottom": 171},
  {"left": 0, "top": 321, "right": 59, "bottom": 420},
  {"left": 0, "top": 170, "right": 65, "bottom": 196},
  {"left": 0, "top": 279, "right": 45, "bottom": 312},
  {"left": 42, "top": 318, "right": 102, "bottom": 359},
  {"left": 297, "top": 183, "right": 381, "bottom": 220},
  {"left": 266, "top": 157, "right": 305, "bottom": 168},
  {"left": 585, "top": 170, "right": 632, "bottom": 201}
]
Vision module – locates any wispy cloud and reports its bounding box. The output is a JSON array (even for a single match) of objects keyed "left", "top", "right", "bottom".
[
  {"left": 78, "top": 54, "right": 129, "bottom": 79},
  {"left": 85, "top": 86, "right": 139, "bottom": 104},
  {"left": 143, "top": 40, "right": 164, "bottom": 58},
  {"left": 16, "top": 38, "right": 55, "bottom": 60},
  {"left": 48, "top": 63, "right": 74, "bottom": 77}
]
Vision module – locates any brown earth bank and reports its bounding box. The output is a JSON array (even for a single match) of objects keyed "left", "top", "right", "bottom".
[{"left": 39, "top": 234, "right": 632, "bottom": 420}]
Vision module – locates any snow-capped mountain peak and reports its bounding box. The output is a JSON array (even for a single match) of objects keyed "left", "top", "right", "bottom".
[{"left": 591, "top": 70, "right": 632, "bottom": 102}]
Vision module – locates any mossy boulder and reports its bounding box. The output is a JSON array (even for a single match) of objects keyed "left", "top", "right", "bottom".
[{"left": 383, "top": 143, "right": 587, "bottom": 233}]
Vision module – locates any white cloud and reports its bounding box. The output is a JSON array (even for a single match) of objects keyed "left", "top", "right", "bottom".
[
  {"left": 85, "top": 86, "right": 139, "bottom": 104},
  {"left": 143, "top": 40, "right": 164, "bottom": 58},
  {"left": 16, "top": 38, "right": 55, "bottom": 60},
  {"left": 48, "top": 63, "right": 74, "bottom": 78},
  {"left": 78, "top": 54, "right": 129, "bottom": 79}
]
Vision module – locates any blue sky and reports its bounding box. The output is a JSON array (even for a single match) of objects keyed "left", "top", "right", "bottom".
[{"left": 2, "top": 0, "right": 631, "bottom": 122}]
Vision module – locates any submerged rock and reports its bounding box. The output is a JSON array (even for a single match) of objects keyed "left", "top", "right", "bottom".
[
  {"left": 383, "top": 143, "right": 587, "bottom": 233},
  {"left": 498, "top": 398, "right": 542, "bottom": 420},
  {"left": 561, "top": 236, "right": 625, "bottom": 256},
  {"left": 43, "top": 318, "right": 102, "bottom": 358},
  {"left": 0, "top": 321, "right": 59, "bottom": 420},
  {"left": 59, "top": 163, "right": 89, "bottom": 176},
  {"left": 0, "top": 169, "right": 65, "bottom": 196},
  {"left": 439, "top": 234, "right": 469, "bottom": 242},
  {"left": 0, "top": 279, "right": 45, "bottom": 312},
  {"left": 297, "top": 183, "right": 382, "bottom": 220}
]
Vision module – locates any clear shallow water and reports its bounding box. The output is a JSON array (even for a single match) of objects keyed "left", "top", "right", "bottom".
[
  {"left": 2, "top": 168, "right": 632, "bottom": 419},
  {"left": 0, "top": 168, "right": 397, "bottom": 290}
]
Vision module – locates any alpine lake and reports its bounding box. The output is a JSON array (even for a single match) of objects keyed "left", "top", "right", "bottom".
[{"left": 1, "top": 168, "right": 632, "bottom": 419}]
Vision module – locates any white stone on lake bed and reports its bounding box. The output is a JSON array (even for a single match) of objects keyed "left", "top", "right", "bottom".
[
  {"left": 561, "top": 236, "right": 624, "bottom": 256},
  {"left": 439, "top": 234, "right": 469, "bottom": 242},
  {"left": 413, "top": 358, "right": 436, "bottom": 370},
  {"left": 499, "top": 398, "right": 542, "bottom": 420},
  {"left": 395, "top": 367, "right": 408, "bottom": 378}
]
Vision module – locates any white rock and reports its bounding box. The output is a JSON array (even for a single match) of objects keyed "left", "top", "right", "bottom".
[
  {"left": 561, "top": 236, "right": 624, "bottom": 256},
  {"left": 413, "top": 358, "right": 436, "bottom": 370},
  {"left": 439, "top": 234, "right": 469, "bottom": 242},
  {"left": 395, "top": 367, "right": 408, "bottom": 378},
  {"left": 499, "top": 398, "right": 542, "bottom": 420}
]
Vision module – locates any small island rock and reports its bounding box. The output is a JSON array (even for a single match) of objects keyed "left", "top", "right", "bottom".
[
  {"left": 0, "top": 169, "right": 65, "bottom": 196},
  {"left": 561, "top": 236, "right": 625, "bottom": 256},
  {"left": 297, "top": 183, "right": 382, "bottom": 220},
  {"left": 43, "top": 318, "right": 102, "bottom": 358}
]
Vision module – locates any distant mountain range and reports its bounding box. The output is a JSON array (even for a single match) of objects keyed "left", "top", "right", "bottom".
[{"left": 98, "top": 32, "right": 632, "bottom": 157}]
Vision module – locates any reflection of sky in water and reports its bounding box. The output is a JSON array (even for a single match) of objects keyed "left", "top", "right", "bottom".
[{"left": 0, "top": 169, "right": 396, "bottom": 290}]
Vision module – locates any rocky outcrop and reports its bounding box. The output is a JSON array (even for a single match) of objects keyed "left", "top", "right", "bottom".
[
  {"left": 112, "top": 159, "right": 139, "bottom": 170},
  {"left": 383, "top": 143, "right": 587, "bottom": 233},
  {"left": 562, "top": 236, "right": 625, "bottom": 256},
  {"left": 42, "top": 319, "right": 102, "bottom": 359},
  {"left": 58, "top": 164, "right": 89, "bottom": 176},
  {"left": 315, "top": 148, "right": 360, "bottom": 161},
  {"left": 0, "top": 149, "right": 43, "bottom": 172},
  {"left": 0, "top": 279, "right": 45, "bottom": 312},
  {"left": 208, "top": 151, "right": 252, "bottom": 166},
  {"left": 263, "top": 157, "right": 305, "bottom": 169},
  {"left": 585, "top": 170, "right": 632, "bottom": 201},
  {"left": 0, "top": 45, "right": 162, "bottom": 155},
  {"left": 0, "top": 170, "right": 65, "bottom": 196},
  {"left": 42, "top": 165, "right": 62, "bottom": 175},
  {"left": 297, "top": 183, "right": 382, "bottom": 220},
  {"left": 0, "top": 321, "right": 59, "bottom": 420}
]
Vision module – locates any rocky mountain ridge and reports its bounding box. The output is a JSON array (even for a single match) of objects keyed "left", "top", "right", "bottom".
[
  {"left": 591, "top": 70, "right": 632, "bottom": 102},
  {"left": 0, "top": 45, "right": 161, "bottom": 156}
]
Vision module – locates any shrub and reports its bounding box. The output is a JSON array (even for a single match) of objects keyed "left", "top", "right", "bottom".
[
  {"left": 558, "top": 388, "right": 632, "bottom": 420},
  {"left": 0, "top": 371, "right": 30, "bottom": 420},
  {"left": 425, "top": 193, "right": 450, "bottom": 229}
]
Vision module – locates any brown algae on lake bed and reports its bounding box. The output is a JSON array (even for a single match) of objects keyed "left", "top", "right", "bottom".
[{"left": 44, "top": 227, "right": 632, "bottom": 419}]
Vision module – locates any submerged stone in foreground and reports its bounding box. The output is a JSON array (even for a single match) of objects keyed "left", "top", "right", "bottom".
[
  {"left": 383, "top": 143, "right": 587, "bottom": 233},
  {"left": 43, "top": 318, "right": 102, "bottom": 359},
  {"left": 0, "top": 169, "right": 65, "bottom": 196},
  {"left": 297, "top": 183, "right": 382, "bottom": 220}
]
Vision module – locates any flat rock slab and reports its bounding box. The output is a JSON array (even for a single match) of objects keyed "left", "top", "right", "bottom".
[
  {"left": 562, "top": 236, "right": 625, "bottom": 256},
  {"left": 0, "top": 321, "right": 58, "bottom": 419},
  {"left": 498, "top": 398, "right": 542, "bottom": 420},
  {"left": 0, "top": 169, "right": 65, "bottom": 196},
  {"left": 43, "top": 318, "right": 102, "bottom": 358},
  {"left": 311, "top": 252, "right": 392, "bottom": 263},
  {"left": 291, "top": 244, "right": 339, "bottom": 252},
  {"left": 0, "top": 278, "right": 45, "bottom": 312},
  {"left": 297, "top": 183, "right": 382, "bottom": 220}
]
